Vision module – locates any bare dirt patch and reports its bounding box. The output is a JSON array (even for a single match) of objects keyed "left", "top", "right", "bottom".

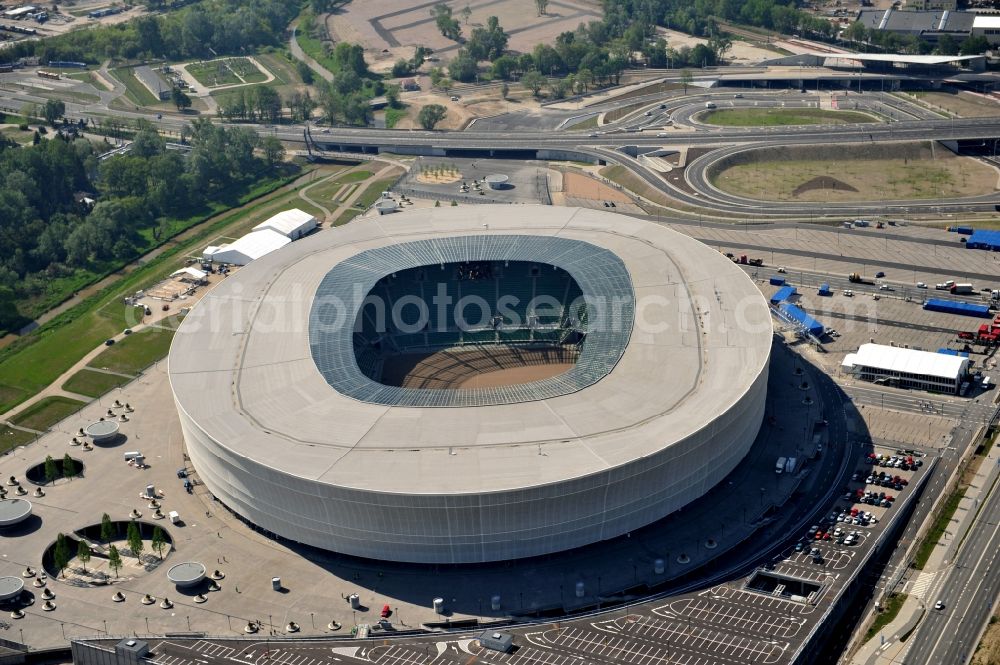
[
  {"left": 711, "top": 141, "right": 998, "bottom": 202},
  {"left": 654, "top": 27, "right": 779, "bottom": 64},
  {"left": 562, "top": 171, "right": 633, "bottom": 203}
]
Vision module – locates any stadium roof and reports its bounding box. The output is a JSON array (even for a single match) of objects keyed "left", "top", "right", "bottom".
[
  {"left": 842, "top": 343, "right": 967, "bottom": 380},
  {"left": 310, "top": 235, "right": 633, "bottom": 408},
  {"left": 169, "top": 206, "right": 772, "bottom": 494}
]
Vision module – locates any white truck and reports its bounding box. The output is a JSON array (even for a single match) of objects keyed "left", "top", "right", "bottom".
[{"left": 775, "top": 456, "right": 787, "bottom": 474}]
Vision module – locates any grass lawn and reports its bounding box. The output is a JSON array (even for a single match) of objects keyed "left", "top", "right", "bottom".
[
  {"left": 87, "top": 328, "right": 175, "bottom": 375},
  {"left": 226, "top": 57, "right": 267, "bottom": 83},
  {"left": 700, "top": 108, "right": 877, "bottom": 126},
  {"left": 255, "top": 53, "right": 296, "bottom": 85},
  {"left": 353, "top": 178, "right": 400, "bottom": 210},
  {"left": 711, "top": 142, "right": 997, "bottom": 203},
  {"left": 865, "top": 594, "right": 908, "bottom": 642},
  {"left": 0, "top": 426, "right": 36, "bottom": 455},
  {"left": 385, "top": 106, "right": 408, "bottom": 129},
  {"left": 914, "top": 488, "right": 966, "bottom": 569},
  {"left": 309, "top": 170, "right": 373, "bottom": 201},
  {"left": 9, "top": 396, "right": 86, "bottom": 431},
  {"left": 62, "top": 369, "right": 131, "bottom": 398},
  {"left": 567, "top": 115, "right": 599, "bottom": 130},
  {"left": 910, "top": 90, "right": 1000, "bottom": 118},
  {"left": 110, "top": 67, "right": 161, "bottom": 107},
  {"left": 599, "top": 164, "right": 673, "bottom": 207},
  {"left": 296, "top": 29, "right": 339, "bottom": 76},
  {"left": 187, "top": 60, "right": 240, "bottom": 87}
]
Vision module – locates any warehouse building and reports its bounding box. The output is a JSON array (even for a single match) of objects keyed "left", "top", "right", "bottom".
[{"left": 842, "top": 343, "right": 969, "bottom": 393}]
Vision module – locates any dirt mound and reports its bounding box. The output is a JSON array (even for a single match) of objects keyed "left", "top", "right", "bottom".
[{"left": 791, "top": 176, "right": 859, "bottom": 197}]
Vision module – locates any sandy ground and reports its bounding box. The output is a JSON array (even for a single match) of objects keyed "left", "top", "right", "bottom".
[
  {"left": 455, "top": 363, "right": 573, "bottom": 388},
  {"left": 392, "top": 90, "right": 536, "bottom": 130},
  {"left": 655, "top": 28, "right": 779, "bottom": 65},
  {"left": 561, "top": 171, "right": 633, "bottom": 203},
  {"left": 325, "top": 0, "right": 602, "bottom": 63}
]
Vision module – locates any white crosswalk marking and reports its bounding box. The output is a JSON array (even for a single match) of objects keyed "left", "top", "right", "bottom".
[{"left": 908, "top": 570, "right": 938, "bottom": 600}]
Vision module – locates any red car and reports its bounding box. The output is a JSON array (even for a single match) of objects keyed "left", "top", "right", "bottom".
[{"left": 380, "top": 604, "right": 391, "bottom": 619}]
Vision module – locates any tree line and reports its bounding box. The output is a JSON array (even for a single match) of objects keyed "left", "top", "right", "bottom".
[
  {"left": 0, "top": 0, "right": 299, "bottom": 64},
  {"left": 0, "top": 118, "right": 285, "bottom": 332}
]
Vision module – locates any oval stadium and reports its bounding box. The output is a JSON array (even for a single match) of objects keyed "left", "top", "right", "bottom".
[{"left": 168, "top": 206, "right": 772, "bottom": 564}]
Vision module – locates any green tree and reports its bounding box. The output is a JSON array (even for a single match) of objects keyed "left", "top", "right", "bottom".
[
  {"left": 43, "top": 99, "right": 65, "bottom": 126},
  {"left": 261, "top": 136, "right": 285, "bottom": 167},
  {"left": 100, "top": 513, "right": 114, "bottom": 543},
  {"left": 77, "top": 539, "right": 91, "bottom": 572},
  {"left": 535, "top": 0, "right": 549, "bottom": 16},
  {"left": 385, "top": 83, "right": 401, "bottom": 108},
  {"left": 521, "top": 69, "right": 546, "bottom": 96},
  {"left": 418, "top": 104, "right": 448, "bottom": 130},
  {"left": 108, "top": 544, "right": 122, "bottom": 578},
  {"left": 126, "top": 520, "right": 144, "bottom": 561},
  {"left": 935, "top": 33, "right": 959, "bottom": 56},
  {"left": 53, "top": 533, "right": 70, "bottom": 577},
  {"left": 430, "top": 3, "right": 461, "bottom": 41},
  {"left": 151, "top": 526, "right": 167, "bottom": 561},
  {"left": 62, "top": 453, "right": 76, "bottom": 480},
  {"left": 466, "top": 15, "right": 508, "bottom": 62},
  {"left": 296, "top": 60, "right": 314, "bottom": 85},
  {"left": 461, "top": 4, "right": 472, "bottom": 24},
  {"left": 44, "top": 454, "right": 58, "bottom": 484},
  {"left": 448, "top": 50, "right": 478, "bottom": 82},
  {"left": 960, "top": 35, "right": 990, "bottom": 55},
  {"left": 171, "top": 87, "right": 192, "bottom": 112}
]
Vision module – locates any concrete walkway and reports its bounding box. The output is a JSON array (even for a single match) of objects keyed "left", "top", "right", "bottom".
[{"left": 849, "top": 435, "right": 1000, "bottom": 665}]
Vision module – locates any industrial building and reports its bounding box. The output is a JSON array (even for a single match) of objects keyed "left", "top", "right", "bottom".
[
  {"left": 856, "top": 9, "right": 974, "bottom": 43},
  {"left": 842, "top": 343, "right": 969, "bottom": 393},
  {"left": 251, "top": 208, "right": 317, "bottom": 240},
  {"left": 169, "top": 206, "right": 772, "bottom": 564},
  {"left": 204, "top": 229, "right": 290, "bottom": 265}
]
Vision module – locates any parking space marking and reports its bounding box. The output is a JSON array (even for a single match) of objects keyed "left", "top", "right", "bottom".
[
  {"left": 368, "top": 646, "right": 434, "bottom": 665},
  {"left": 191, "top": 641, "right": 237, "bottom": 658},
  {"left": 548, "top": 620, "right": 788, "bottom": 664},
  {"left": 700, "top": 586, "right": 815, "bottom": 614},
  {"left": 476, "top": 644, "right": 585, "bottom": 665},
  {"left": 662, "top": 599, "right": 805, "bottom": 638}
]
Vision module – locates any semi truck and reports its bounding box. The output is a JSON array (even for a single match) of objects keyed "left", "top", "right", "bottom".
[
  {"left": 775, "top": 456, "right": 787, "bottom": 474},
  {"left": 950, "top": 283, "right": 974, "bottom": 295}
]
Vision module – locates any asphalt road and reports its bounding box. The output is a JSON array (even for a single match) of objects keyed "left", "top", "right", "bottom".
[{"left": 902, "top": 457, "right": 1000, "bottom": 664}]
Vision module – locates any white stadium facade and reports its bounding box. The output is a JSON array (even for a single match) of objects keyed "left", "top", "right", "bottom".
[{"left": 168, "top": 206, "right": 772, "bottom": 564}]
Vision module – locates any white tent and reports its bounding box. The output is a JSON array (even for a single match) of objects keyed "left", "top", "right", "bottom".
[
  {"left": 252, "top": 209, "right": 318, "bottom": 240},
  {"left": 171, "top": 267, "right": 208, "bottom": 282},
  {"left": 204, "top": 230, "right": 290, "bottom": 266}
]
